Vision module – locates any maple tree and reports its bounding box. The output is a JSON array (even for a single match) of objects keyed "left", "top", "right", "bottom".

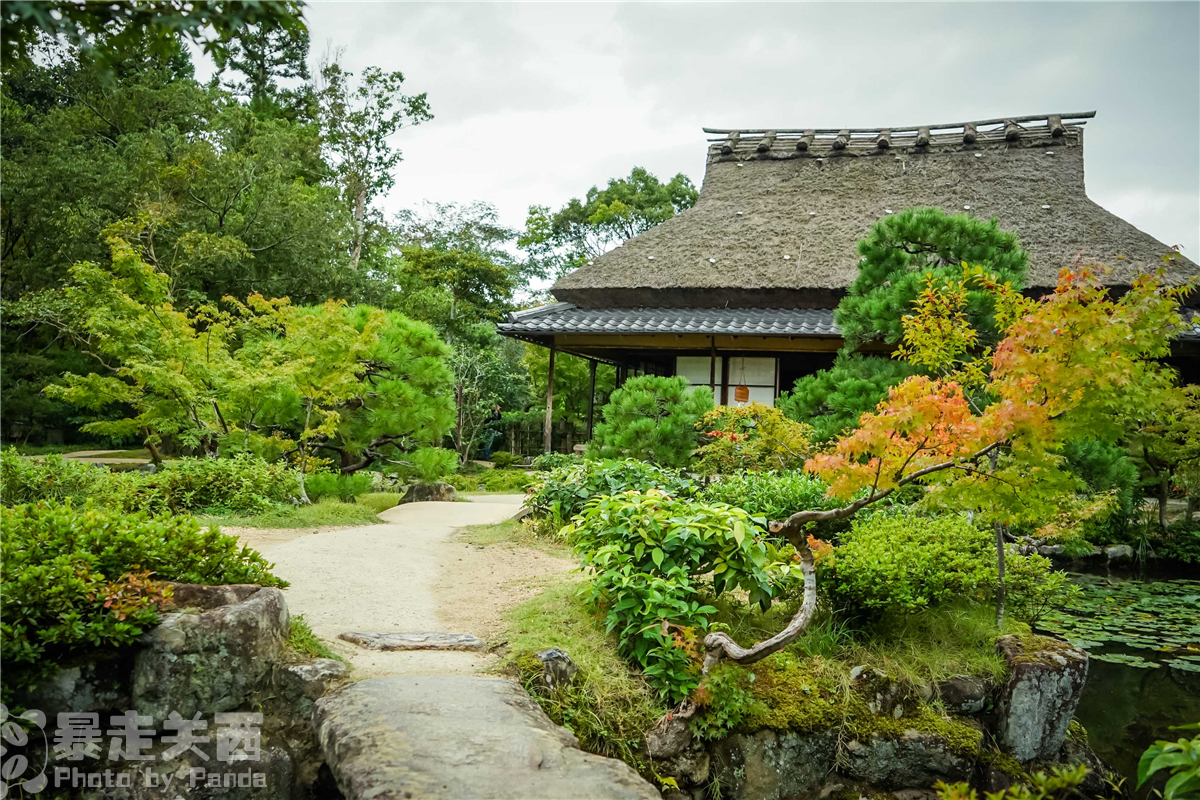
[{"left": 703, "top": 265, "right": 1194, "bottom": 669}]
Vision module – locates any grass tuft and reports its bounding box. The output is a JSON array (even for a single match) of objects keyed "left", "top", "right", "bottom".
[
  {"left": 461, "top": 518, "right": 573, "bottom": 558},
  {"left": 498, "top": 577, "right": 665, "bottom": 775},
  {"left": 287, "top": 613, "right": 344, "bottom": 662},
  {"left": 197, "top": 497, "right": 383, "bottom": 529},
  {"left": 357, "top": 492, "right": 405, "bottom": 514}
]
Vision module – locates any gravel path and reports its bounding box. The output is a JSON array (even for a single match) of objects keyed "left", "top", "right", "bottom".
[{"left": 236, "top": 495, "right": 570, "bottom": 677}]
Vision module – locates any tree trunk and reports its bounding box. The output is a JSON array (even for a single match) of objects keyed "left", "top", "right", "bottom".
[
  {"left": 703, "top": 538, "right": 816, "bottom": 670},
  {"left": 297, "top": 399, "right": 313, "bottom": 505},
  {"left": 1159, "top": 474, "right": 1170, "bottom": 532},
  {"left": 349, "top": 186, "right": 366, "bottom": 272},
  {"left": 994, "top": 522, "right": 1007, "bottom": 629},
  {"left": 142, "top": 430, "right": 163, "bottom": 466}
]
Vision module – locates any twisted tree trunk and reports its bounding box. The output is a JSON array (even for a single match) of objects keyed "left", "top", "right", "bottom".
[{"left": 702, "top": 531, "right": 816, "bottom": 671}]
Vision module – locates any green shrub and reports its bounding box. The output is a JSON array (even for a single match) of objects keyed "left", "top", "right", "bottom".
[
  {"left": 93, "top": 454, "right": 300, "bottom": 514},
  {"left": 358, "top": 492, "right": 404, "bottom": 514},
  {"left": 694, "top": 403, "right": 813, "bottom": 476},
  {"left": 689, "top": 663, "right": 764, "bottom": 740},
  {"left": 1159, "top": 525, "right": 1200, "bottom": 565},
  {"left": 489, "top": 451, "right": 519, "bottom": 469},
  {"left": 701, "top": 471, "right": 838, "bottom": 525},
  {"left": 0, "top": 449, "right": 103, "bottom": 505},
  {"left": 477, "top": 469, "right": 536, "bottom": 493},
  {"left": 524, "top": 459, "right": 697, "bottom": 533},
  {"left": 588, "top": 375, "right": 713, "bottom": 467},
  {"left": 532, "top": 452, "right": 580, "bottom": 471},
  {"left": 1, "top": 501, "right": 284, "bottom": 699},
  {"left": 443, "top": 473, "right": 479, "bottom": 492},
  {"left": 566, "top": 491, "right": 775, "bottom": 702},
  {"left": 303, "top": 471, "right": 374, "bottom": 502},
  {"left": 824, "top": 512, "right": 1069, "bottom": 621}
]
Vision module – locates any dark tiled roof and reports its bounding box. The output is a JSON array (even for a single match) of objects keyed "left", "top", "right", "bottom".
[
  {"left": 499, "top": 304, "right": 1200, "bottom": 340},
  {"left": 498, "top": 304, "right": 838, "bottom": 336}
]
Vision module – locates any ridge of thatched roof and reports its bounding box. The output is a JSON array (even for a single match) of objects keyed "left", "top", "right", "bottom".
[{"left": 553, "top": 112, "right": 1197, "bottom": 309}]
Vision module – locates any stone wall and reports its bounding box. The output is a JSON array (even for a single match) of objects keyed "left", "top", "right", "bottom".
[{"left": 650, "top": 635, "right": 1113, "bottom": 800}]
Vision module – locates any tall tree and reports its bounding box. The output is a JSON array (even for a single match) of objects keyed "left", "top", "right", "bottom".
[
  {"left": 2, "top": 1, "right": 306, "bottom": 70},
  {"left": 519, "top": 167, "right": 698, "bottom": 278},
  {"left": 316, "top": 51, "right": 431, "bottom": 273},
  {"left": 217, "top": 18, "right": 313, "bottom": 119}
]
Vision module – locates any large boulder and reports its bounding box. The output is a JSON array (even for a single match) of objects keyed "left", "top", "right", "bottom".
[
  {"left": 17, "top": 653, "right": 133, "bottom": 721},
  {"left": 994, "top": 635, "right": 1089, "bottom": 762},
  {"left": 841, "top": 730, "right": 976, "bottom": 790},
  {"left": 132, "top": 588, "right": 290, "bottom": 726},
  {"left": 313, "top": 675, "right": 659, "bottom": 799},
  {"left": 708, "top": 729, "right": 838, "bottom": 799},
  {"left": 401, "top": 481, "right": 457, "bottom": 503}
]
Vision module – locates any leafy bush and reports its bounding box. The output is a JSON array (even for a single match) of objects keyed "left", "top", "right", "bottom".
[
  {"left": 566, "top": 491, "right": 774, "bottom": 702},
  {"left": 779, "top": 354, "right": 918, "bottom": 444},
  {"left": 701, "top": 471, "right": 838, "bottom": 525},
  {"left": 1137, "top": 723, "right": 1200, "bottom": 800},
  {"left": 1, "top": 501, "right": 284, "bottom": 698},
  {"left": 532, "top": 452, "right": 581, "bottom": 471},
  {"left": 689, "top": 663, "right": 764, "bottom": 740},
  {"left": 694, "top": 403, "right": 813, "bottom": 476},
  {"left": 303, "top": 471, "right": 374, "bottom": 502},
  {"left": 824, "top": 513, "right": 1071, "bottom": 621},
  {"left": 1159, "top": 525, "right": 1200, "bottom": 565},
  {"left": 588, "top": 375, "right": 713, "bottom": 467},
  {"left": 94, "top": 454, "right": 300, "bottom": 514},
  {"left": 489, "top": 451, "right": 519, "bottom": 469},
  {"left": 478, "top": 469, "right": 536, "bottom": 493},
  {"left": 524, "top": 458, "right": 697, "bottom": 533},
  {"left": 0, "top": 449, "right": 103, "bottom": 505}
]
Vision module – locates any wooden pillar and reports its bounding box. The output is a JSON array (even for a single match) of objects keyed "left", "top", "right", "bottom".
[
  {"left": 586, "top": 359, "right": 598, "bottom": 440},
  {"left": 543, "top": 344, "right": 556, "bottom": 454},
  {"left": 709, "top": 338, "right": 717, "bottom": 392}
]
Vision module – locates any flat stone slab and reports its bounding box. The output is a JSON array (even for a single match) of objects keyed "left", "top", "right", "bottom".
[
  {"left": 337, "top": 631, "right": 486, "bottom": 652},
  {"left": 314, "top": 675, "right": 658, "bottom": 800}
]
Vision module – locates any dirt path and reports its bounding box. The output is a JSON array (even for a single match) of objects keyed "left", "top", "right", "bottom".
[{"left": 237, "top": 495, "right": 573, "bottom": 677}]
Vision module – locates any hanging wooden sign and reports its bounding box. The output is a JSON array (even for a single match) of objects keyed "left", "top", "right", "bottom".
[{"left": 733, "top": 384, "right": 749, "bottom": 403}]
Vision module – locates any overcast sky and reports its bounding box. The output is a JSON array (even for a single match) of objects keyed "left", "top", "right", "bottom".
[{"left": 267, "top": 2, "right": 1200, "bottom": 259}]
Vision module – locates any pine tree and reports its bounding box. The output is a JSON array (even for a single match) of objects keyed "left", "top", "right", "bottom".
[
  {"left": 588, "top": 375, "right": 713, "bottom": 467},
  {"left": 837, "top": 207, "right": 1028, "bottom": 348},
  {"left": 779, "top": 354, "right": 917, "bottom": 444}
]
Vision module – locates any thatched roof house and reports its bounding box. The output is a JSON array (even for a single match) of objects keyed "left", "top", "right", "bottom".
[{"left": 500, "top": 112, "right": 1199, "bottom": 448}]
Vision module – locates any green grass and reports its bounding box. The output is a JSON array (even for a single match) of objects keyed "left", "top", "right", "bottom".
[
  {"left": 287, "top": 614, "right": 344, "bottom": 662},
  {"left": 461, "top": 517, "right": 572, "bottom": 559},
  {"left": 10, "top": 442, "right": 109, "bottom": 455},
  {"left": 197, "top": 497, "right": 383, "bottom": 529},
  {"left": 502, "top": 578, "right": 666, "bottom": 775},
  {"left": 357, "top": 492, "right": 404, "bottom": 513}
]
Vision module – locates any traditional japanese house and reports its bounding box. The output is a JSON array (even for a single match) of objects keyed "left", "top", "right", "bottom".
[{"left": 498, "top": 112, "right": 1199, "bottom": 450}]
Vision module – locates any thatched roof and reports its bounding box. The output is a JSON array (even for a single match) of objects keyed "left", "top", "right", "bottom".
[{"left": 553, "top": 113, "right": 1197, "bottom": 309}]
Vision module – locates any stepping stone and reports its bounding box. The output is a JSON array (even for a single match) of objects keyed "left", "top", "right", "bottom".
[
  {"left": 338, "top": 631, "right": 486, "bottom": 652},
  {"left": 314, "top": 675, "right": 658, "bottom": 799}
]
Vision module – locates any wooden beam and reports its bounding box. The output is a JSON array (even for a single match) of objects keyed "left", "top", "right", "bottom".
[
  {"left": 963, "top": 123, "right": 978, "bottom": 144},
  {"left": 915, "top": 126, "right": 931, "bottom": 147},
  {"left": 1004, "top": 119, "right": 1021, "bottom": 141},
  {"left": 702, "top": 111, "right": 1095, "bottom": 135},
  {"left": 543, "top": 344, "right": 556, "bottom": 454},
  {"left": 875, "top": 129, "right": 891, "bottom": 149},
  {"left": 796, "top": 130, "right": 815, "bottom": 151},
  {"left": 756, "top": 130, "right": 777, "bottom": 152},
  {"left": 721, "top": 131, "right": 740, "bottom": 154},
  {"left": 586, "top": 359, "right": 597, "bottom": 441},
  {"left": 1047, "top": 115, "right": 1065, "bottom": 137},
  {"left": 552, "top": 333, "right": 849, "bottom": 353},
  {"left": 832, "top": 129, "right": 850, "bottom": 150}
]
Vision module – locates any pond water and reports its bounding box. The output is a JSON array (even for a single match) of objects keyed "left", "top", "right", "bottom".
[{"left": 1038, "top": 571, "right": 1200, "bottom": 797}]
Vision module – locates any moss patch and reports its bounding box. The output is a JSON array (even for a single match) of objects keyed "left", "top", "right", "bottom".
[
  {"left": 731, "top": 651, "right": 981, "bottom": 760},
  {"left": 979, "top": 746, "right": 1024, "bottom": 777}
]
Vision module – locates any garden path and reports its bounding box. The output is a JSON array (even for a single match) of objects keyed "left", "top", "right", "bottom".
[{"left": 237, "top": 495, "right": 572, "bottom": 677}]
